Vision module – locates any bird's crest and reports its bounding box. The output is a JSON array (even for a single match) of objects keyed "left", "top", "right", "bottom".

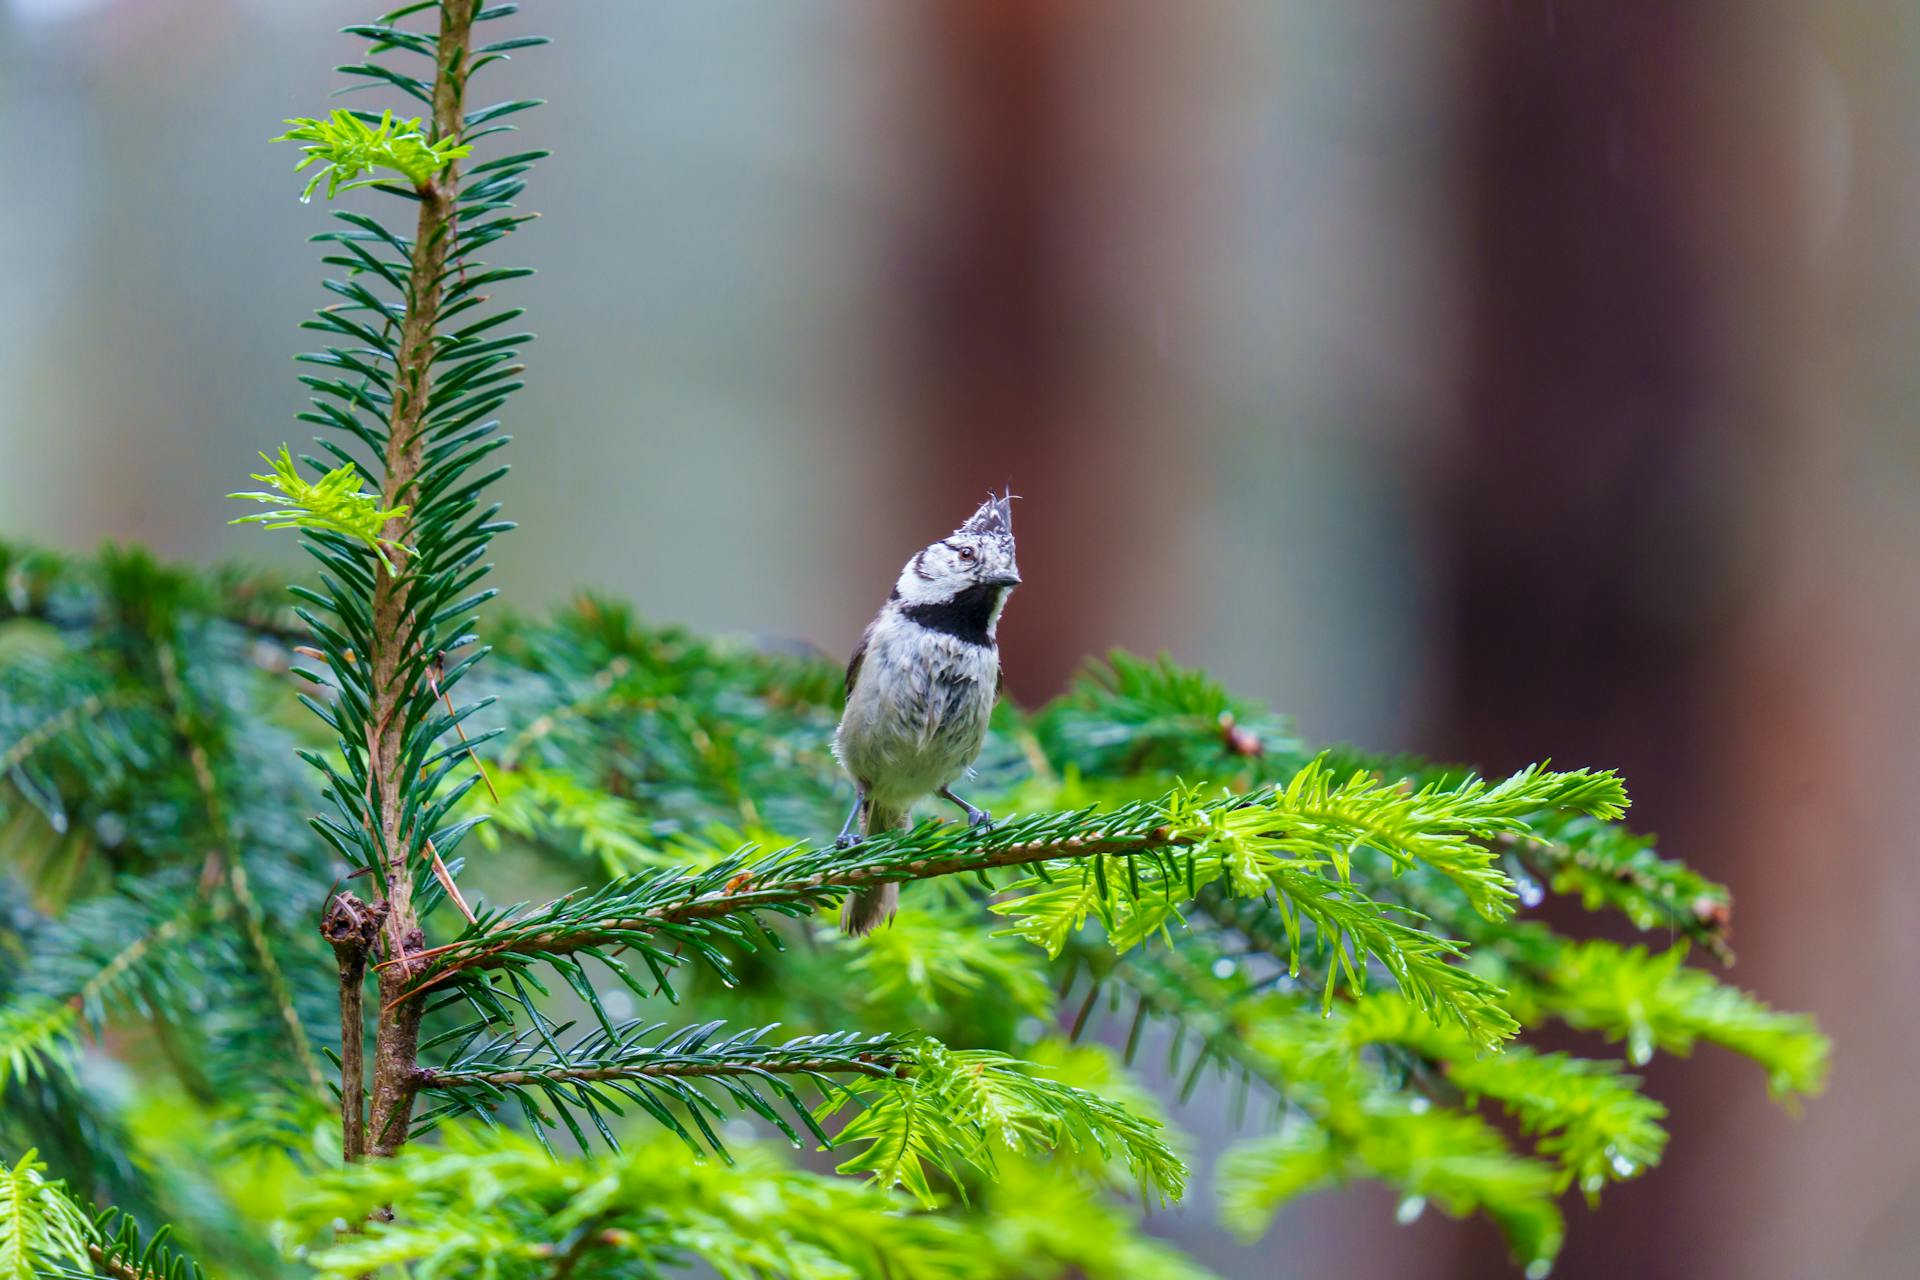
[{"left": 956, "top": 490, "right": 1016, "bottom": 540}]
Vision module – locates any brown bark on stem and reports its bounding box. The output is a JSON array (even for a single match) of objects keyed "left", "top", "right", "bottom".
[
  {"left": 359, "top": 0, "right": 478, "bottom": 1162},
  {"left": 322, "top": 891, "right": 383, "bottom": 1163}
]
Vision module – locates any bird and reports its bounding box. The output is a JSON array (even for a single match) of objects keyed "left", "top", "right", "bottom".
[{"left": 832, "top": 491, "right": 1021, "bottom": 935}]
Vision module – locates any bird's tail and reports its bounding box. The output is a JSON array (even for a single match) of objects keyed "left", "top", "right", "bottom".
[{"left": 841, "top": 802, "right": 906, "bottom": 936}]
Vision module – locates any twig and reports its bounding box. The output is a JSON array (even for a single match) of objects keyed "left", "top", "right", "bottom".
[
  {"left": 419, "top": 1053, "right": 906, "bottom": 1089},
  {"left": 322, "top": 890, "right": 384, "bottom": 1163},
  {"left": 88, "top": 1244, "right": 161, "bottom": 1280},
  {"left": 545, "top": 1210, "right": 620, "bottom": 1280},
  {"left": 1499, "top": 831, "right": 1735, "bottom": 963}
]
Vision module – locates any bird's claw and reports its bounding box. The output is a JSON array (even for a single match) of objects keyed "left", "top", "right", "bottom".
[
  {"left": 835, "top": 833, "right": 863, "bottom": 850},
  {"left": 966, "top": 807, "right": 993, "bottom": 829}
]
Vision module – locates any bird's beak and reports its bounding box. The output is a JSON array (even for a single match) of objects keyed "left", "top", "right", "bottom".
[{"left": 984, "top": 573, "right": 1021, "bottom": 588}]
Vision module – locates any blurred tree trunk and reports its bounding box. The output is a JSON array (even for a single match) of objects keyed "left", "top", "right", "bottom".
[
  {"left": 1427, "top": 1, "right": 1724, "bottom": 824},
  {"left": 1424, "top": 4, "right": 1814, "bottom": 1277},
  {"left": 889, "top": 0, "right": 1202, "bottom": 703}
]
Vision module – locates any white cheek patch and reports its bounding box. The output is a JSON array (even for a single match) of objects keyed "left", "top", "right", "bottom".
[{"left": 893, "top": 556, "right": 956, "bottom": 605}]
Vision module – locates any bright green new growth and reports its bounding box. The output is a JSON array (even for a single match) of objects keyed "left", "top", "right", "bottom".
[
  {"left": 274, "top": 109, "right": 473, "bottom": 202},
  {"left": 1542, "top": 941, "right": 1828, "bottom": 1098},
  {"left": 228, "top": 445, "right": 410, "bottom": 571},
  {"left": 0, "top": 1151, "right": 93, "bottom": 1280},
  {"left": 987, "top": 762, "right": 1626, "bottom": 1050},
  {"left": 1335, "top": 995, "right": 1669, "bottom": 1202},
  {"left": 282, "top": 1126, "right": 984, "bottom": 1280},
  {"left": 819, "top": 1037, "right": 1187, "bottom": 1208},
  {"left": 0, "top": 1148, "right": 206, "bottom": 1280}
]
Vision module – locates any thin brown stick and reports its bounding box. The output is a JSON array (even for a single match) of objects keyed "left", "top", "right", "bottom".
[
  {"left": 88, "top": 1244, "right": 161, "bottom": 1280},
  {"left": 322, "top": 891, "right": 383, "bottom": 1163}
]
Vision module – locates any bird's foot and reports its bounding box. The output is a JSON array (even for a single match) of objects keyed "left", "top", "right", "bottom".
[
  {"left": 965, "top": 805, "right": 993, "bottom": 829},
  {"left": 835, "top": 832, "right": 863, "bottom": 850}
]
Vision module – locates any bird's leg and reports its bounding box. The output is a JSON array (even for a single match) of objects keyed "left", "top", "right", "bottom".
[
  {"left": 939, "top": 785, "right": 992, "bottom": 829},
  {"left": 836, "top": 785, "right": 869, "bottom": 849}
]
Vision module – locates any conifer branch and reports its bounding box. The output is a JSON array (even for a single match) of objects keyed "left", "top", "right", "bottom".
[
  {"left": 235, "top": 0, "right": 544, "bottom": 1177},
  {"left": 0, "top": 1153, "right": 208, "bottom": 1280},
  {"left": 408, "top": 765, "right": 1615, "bottom": 966},
  {"left": 157, "top": 638, "right": 327, "bottom": 1098},
  {"left": 1538, "top": 941, "right": 1828, "bottom": 1098},
  {"left": 360, "top": 0, "right": 483, "bottom": 1161},
  {"left": 818, "top": 1038, "right": 1188, "bottom": 1208},
  {"left": 1498, "top": 821, "right": 1734, "bottom": 961},
  {"left": 419, "top": 1022, "right": 906, "bottom": 1092},
  {"left": 0, "top": 695, "right": 105, "bottom": 776},
  {"left": 1047, "top": 655, "right": 1732, "bottom": 958},
  {"left": 394, "top": 765, "right": 1619, "bottom": 1050},
  {"left": 396, "top": 813, "right": 1193, "bottom": 989},
  {"left": 407, "top": 1018, "right": 1185, "bottom": 1208},
  {"left": 414, "top": 1023, "right": 905, "bottom": 1156},
  {"left": 0, "top": 883, "right": 204, "bottom": 1096},
  {"left": 427, "top": 1056, "right": 905, "bottom": 1087},
  {"left": 1062, "top": 915, "right": 1674, "bottom": 1250}
]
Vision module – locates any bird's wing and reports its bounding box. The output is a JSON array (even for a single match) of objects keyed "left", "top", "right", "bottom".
[{"left": 845, "top": 623, "right": 872, "bottom": 696}]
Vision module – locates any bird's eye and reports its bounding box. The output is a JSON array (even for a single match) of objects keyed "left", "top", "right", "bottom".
[{"left": 958, "top": 546, "right": 976, "bottom": 562}]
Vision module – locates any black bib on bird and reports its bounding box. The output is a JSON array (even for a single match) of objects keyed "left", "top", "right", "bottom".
[{"left": 899, "top": 583, "right": 1004, "bottom": 647}]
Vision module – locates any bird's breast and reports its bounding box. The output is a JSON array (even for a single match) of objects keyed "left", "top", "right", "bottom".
[{"left": 834, "top": 615, "right": 999, "bottom": 799}]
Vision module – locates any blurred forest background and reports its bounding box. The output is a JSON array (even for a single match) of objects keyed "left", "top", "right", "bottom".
[{"left": 1, "top": 2, "right": 1914, "bottom": 1277}]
